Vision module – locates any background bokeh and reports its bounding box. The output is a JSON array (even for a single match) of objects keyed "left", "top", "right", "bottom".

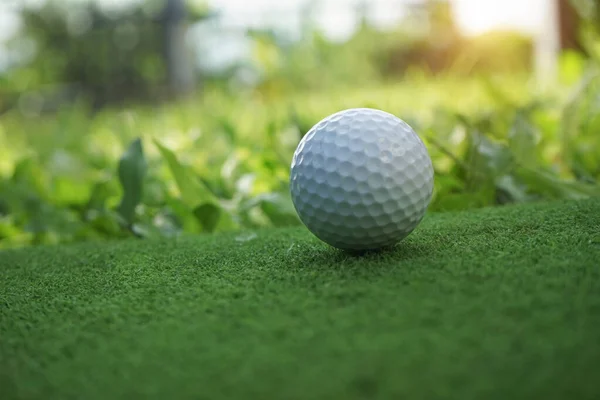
[{"left": 1, "top": 0, "right": 599, "bottom": 248}]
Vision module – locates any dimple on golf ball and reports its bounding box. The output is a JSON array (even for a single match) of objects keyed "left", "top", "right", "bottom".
[{"left": 290, "top": 108, "right": 434, "bottom": 251}]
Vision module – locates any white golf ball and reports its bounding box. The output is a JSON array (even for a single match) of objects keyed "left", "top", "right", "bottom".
[{"left": 290, "top": 108, "right": 434, "bottom": 251}]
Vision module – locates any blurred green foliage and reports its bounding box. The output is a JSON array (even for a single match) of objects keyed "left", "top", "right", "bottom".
[
  {"left": 572, "top": 0, "right": 600, "bottom": 27},
  {"left": 234, "top": 1, "right": 534, "bottom": 96},
  {"left": 1, "top": 0, "right": 600, "bottom": 248},
  {"left": 1, "top": 65, "right": 600, "bottom": 248},
  {"left": 570, "top": 0, "right": 600, "bottom": 59},
  {"left": 1, "top": 0, "right": 534, "bottom": 110},
  {"left": 0, "top": 0, "right": 211, "bottom": 110}
]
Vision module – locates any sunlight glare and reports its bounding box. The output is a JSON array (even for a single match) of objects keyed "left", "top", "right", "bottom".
[{"left": 451, "top": 0, "right": 545, "bottom": 36}]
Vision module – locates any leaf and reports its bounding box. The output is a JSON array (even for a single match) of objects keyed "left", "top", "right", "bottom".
[
  {"left": 86, "top": 209, "right": 123, "bottom": 237},
  {"left": 154, "top": 139, "right": 239, "bottom": 232},
  {"left": 569, "top": 0, "right": 597, "bottom": 22},
  {"left": 116, "top": 138, "right": 147, "bottom": 225},
  {"left": 53, "top": 177, "right": 92, "bottom": 206},
  {"left": 0, "top": 216, "right": 22, "bottom": 240},
  {"left": 142, "top": 178, "right": 167, "bottom": 207},
  {"left": 151, "top": 209, "right": 182, "bottom": 237},
  {"left": 560, "top": 70, "right": 600, "bottom": 168},
  {"left": 87, "top": 180, "right": 116, "bottom": 210},
  {"left": 244, "top": 192, "right": 300, "bottom": 227},
  {"left": 131, "top": 222, "right": 166, "bottom": 240},
  {"left": 11, "top": 157, "right": 49, "bottom": 199},
  {"left": 517, "top": 167, "right": 600, "bottom": 199},
  {"left": 481, "top": 76, "right": 518, "bottom": 108},
  {"left": 165, "top": 196, "right": 200, "bottom": 233},
  {"left": 475, "top": 134, "right": 513, "bottom": 173},
  {"left": 153, "top": 139, "right": 218, "bottom": 208},
  {"left": 463, "top": 129, "right": 513, "bottom": 191},
  {"left": 559, "top": 50, "right": 586, "bottom": 85},
  {"left": 508, "top": 112, "right": 539, "bottom": 167},
  {"left": 218, "top": 117, "right": 237, "bottom": 144},
  {"left": 495, "top": 175, "right": 530, "bottom": 203},
  {"left": 193, "top": 203, "right": 221, "bottom": 233}
]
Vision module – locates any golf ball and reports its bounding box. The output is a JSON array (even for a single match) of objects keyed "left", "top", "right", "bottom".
[{"left": 290, "top": 108, "right": 434, "bottom": 251}]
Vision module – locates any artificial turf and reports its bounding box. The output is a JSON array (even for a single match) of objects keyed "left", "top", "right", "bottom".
[{"left": 1, "top": 198, "right": 600, "bottom": 400}]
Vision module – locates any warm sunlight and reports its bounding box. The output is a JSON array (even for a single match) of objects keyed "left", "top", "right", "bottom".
[
  {"left": 452, "top": 0, "right": 547, "bottom": 36},
  {"left": 209, "top": 0, "right": 552, "bottom": 38},
  {"left": 451, "top": 0, "right": 560, "bottom": 77}
]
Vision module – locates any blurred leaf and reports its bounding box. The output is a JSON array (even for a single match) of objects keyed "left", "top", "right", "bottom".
[
  {"left": 0, "top": 216, "right": 23, "bottom": 240},
  {"left": 131, "top": 222, "right": 166, "bottom": 240},
  {"left": 141, "top": 177, "right": 166, "bottom": 207},
  {"left": 217, "top": 117, "right": 237, "bottom": 144},
  {"left": 53, "top": 177, "right": 91, "bottom": 206},
  {"left": 153, "top": 142, "right": 238, "bottom": 233},
  {"left": 496, "top": 175, "right": 530, "bottom": 203},
  {"left": 151, "top": 209, "right": 182, "bottom": 237},
  {"left": 481, "top": 77, "right": 518, "bottom": 108},
  {"left": 508, "top": 112, "right": 539, "bottom": 167},
  {"left": 560, "top": 70, "right": 600, "bottom": 168},
  {"left": 88, "top": 181, "right": 116, "bottom": 210},
  {"left": 517, "top": 167, "right": 600, "bottom": 199},
  {"left": 243, "top": 193, "right": 299, "bottom": 227},
  {"left": 86, "top": 209, "right": 123, "bottom": 237},
  {"left": 200, "top": 176, "right": 233, "bottom": 200},
  {"left": 464, "top": 130, "right": 513, "bottom": 186},
  {"left": 117, "top": 138, "right": 147, "bottom": 225},
  {"left": 154, "top": 139, "right": 218, "bottom": 208},
  {"left": 235, "top": 173, "right": 256, "bottom": 197},
  {"left": 0, "top": 217, "right": 32, "bottom": 248},
  {"left": 559, "top": 50, "right": 587, "bottom": 85},
  {"left": 193, "top": 203, "right": 221, "bottom": 233},
  {"left": 570, "top": 0, "right": 599, "bottom": 23},
  {"left": 432, "top": 174, "right": 464, "bottom": 194},
  {"left": 12, "top": 157, "right": 49, "bottom": 199},
  {"left": 165, "top": 197, "right": 200, "bottom": 233}
]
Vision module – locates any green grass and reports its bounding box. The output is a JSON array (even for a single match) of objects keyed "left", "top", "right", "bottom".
[{"left": 2, "top": 198, "right": 600, "bottom": 399}]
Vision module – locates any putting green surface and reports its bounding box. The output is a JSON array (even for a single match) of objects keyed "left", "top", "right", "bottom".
[{"left": 1, "top": 199, "right": 600, "bottom": 400}]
